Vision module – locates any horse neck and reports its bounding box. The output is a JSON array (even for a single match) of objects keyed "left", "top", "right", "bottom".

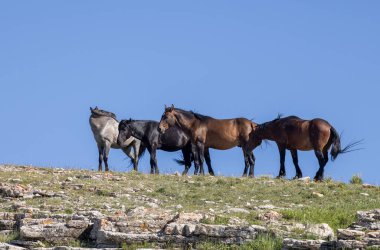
[
  {"left": 129, "top": 122, "right": 147, "bottom": 141},
  {"left": 257, "top": 124, "right": 276, "bottom": 141},
  {"left": 175, "top": 112, "right": 196, "bottom": 135}
]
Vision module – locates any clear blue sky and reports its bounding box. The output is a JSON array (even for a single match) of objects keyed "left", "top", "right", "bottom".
[{"left": 1, "top": 1, "right": 379, "bottom": 184}]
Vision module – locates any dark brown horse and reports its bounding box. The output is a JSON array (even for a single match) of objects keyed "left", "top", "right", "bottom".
[
  {"left": 158, "top": 105, "right": 260, "bottom": 177},
  {"left": 251, "top": 115, "right": 361, "bottom": 181}
]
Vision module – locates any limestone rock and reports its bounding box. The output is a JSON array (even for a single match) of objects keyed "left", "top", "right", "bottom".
[
  {"left": 305, "top": 223, "right": 334, "bottom": 240},
  {"left": 337, "top": 229, "right": 365, "bottom": 240}
]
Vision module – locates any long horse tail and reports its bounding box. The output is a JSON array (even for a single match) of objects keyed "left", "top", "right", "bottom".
[{"left": 330, "top": 126, "right": 363, "bottom": 161}]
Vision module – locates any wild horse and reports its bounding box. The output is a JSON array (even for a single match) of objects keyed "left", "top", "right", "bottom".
[
  {"left": 158, "top": 105, "right": 260, "bottom": 177},
  {"left": 117, "top": 119, "right": 215, "bottom": 175},
  {"left": 89, "top": 107, "right": 145, "bottom": 171},
  {"left": 251, "top": 115, "right": 362, "bottom": 181}
]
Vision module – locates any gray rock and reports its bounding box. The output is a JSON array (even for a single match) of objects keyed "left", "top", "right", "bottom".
[
  {"left": 304, "top": 223, "right": 334, "bottom": 240},
  {"left": 282, "top": 238, "right": 335, "bottom": 250},
  {"left": 0, "top": 243, "right": 26, "bottom": 250},
  {"left": 337, "top": 239, "right": 367, "bottom": 249},
  {"left": 226, "top": 208, "right": 250, "bottom": 214},
  {"left": 337, "top": 229, "right": 365, "bottom": 240}
]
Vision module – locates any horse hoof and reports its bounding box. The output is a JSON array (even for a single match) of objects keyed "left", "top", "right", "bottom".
[
  {"left": 276, "top": 175, "right": 285, "bottom": 179},
  {"left": 248, "top": 175, "right": 255, "bottom": 178},
  {"left": 313, "top": 177, "right": 323, "bottom": 182}
]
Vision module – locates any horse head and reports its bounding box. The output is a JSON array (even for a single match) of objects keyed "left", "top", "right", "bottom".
[{"left": 159, "top": 104, "right": 175, "bottom": 133}]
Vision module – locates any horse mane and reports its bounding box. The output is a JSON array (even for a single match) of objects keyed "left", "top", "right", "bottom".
[
  {"left": 174, "top": 108, "right": 212, "bottom": 121},
  {"left": 90, "top": 107, "right": 118, "bottom": 122},
  {"left": 191, "top": 111, "right": 212, "bottom": 121}
]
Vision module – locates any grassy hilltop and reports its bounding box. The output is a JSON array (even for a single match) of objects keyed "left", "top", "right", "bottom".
[{"left": 0, "top": 164, "right": 379, "bottom": 249}]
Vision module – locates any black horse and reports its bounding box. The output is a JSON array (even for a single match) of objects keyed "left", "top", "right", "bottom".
[{"left": 117, "top": 119, "right": 214, "bottom": 175}]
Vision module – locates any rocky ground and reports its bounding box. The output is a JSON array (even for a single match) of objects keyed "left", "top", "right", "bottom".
[{"left": 0, "top": 164, "right": 379, "bottom": 249}]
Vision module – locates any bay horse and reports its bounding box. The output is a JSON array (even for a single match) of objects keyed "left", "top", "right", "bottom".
[
  {"left": 117, "top": 119, "right": 215, "bottom": 175},
  {"left": 252, "top": 115, "right": 362, "bottom": 181},
  {"left": 158, "top": 105, "right": 260, "bottom": 177},
  {"left": 89, "top": 107, "right": 146, "bottom": 171}
]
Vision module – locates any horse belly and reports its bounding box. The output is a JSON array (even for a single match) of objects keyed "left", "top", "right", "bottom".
[
  {"left": 205, "top": 136, "right": 238, "bottom": 150},
  {"left": 287, "top": 133, "right": 313, "bottom": 151}
]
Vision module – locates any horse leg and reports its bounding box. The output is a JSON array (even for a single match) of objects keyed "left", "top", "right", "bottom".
[
  {"left": 103, "top": 142, "right": 111, "bottom": 172},
  {"left": 277, "top": 144, "right": 286, "bottom": 178},
  {"left": 290, "top": 149, "right": 303, "bottom": 179},
  {"left": 133, "top": 140, "right": 140, "bottom": 171},
  {"left": 204, "top": 148, "right": 215, "bottom": 176},
  {"left": 197, "top": 142, "right": 205, "bottom": 175},
  {"left": 182, "top": 147, "right": 191, "bottom": 176},
  {"left": 150, "top": 146, "right": 159, "bottom": 174},
  {"left": 314, "top": 150, "right": 327, "bottom": 181},
  {"left": 242, "top": 149, "right": 250, "bottom": 177},
  {"left": 323, "top": 147, "right": 329, "bottom": 166},
  {"left": 146, "top": 147, "right": 153, "bottom": 174},
  {"left": 248, "top": 151, "right": 255, "bottom": 178},
  {"left": 97, "top": 145, "right": 104, "bottom": 171},
  {"left": 192, "top": 143, "right": 200, "bottom": 175}
]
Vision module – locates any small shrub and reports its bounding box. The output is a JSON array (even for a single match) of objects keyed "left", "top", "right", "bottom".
[
  {"left": 64, "top": 208, "right": 74, "bottom": 214},
  {"left": 156, "top": 187, "right": 166, "bottom": 194},
  {"left": 350, "top": 174, "right": 363, "bottom": 185},
  {"left": 0, "top": 231, "right": 19, "bottom": 243},
  {"left": 248, "top": 233, "right": 283, "bottom": 250}
]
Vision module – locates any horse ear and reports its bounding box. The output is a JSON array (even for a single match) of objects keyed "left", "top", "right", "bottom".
[
  {"left": 90, "top": 107, "right": 93, "bottom": 111},
  {"left": 164, "top": 104, "right": 168, "bottom": 110},
  {"left": 171, "top": 104, "right": 174, "bottom": 111},
  {"left": 95, "top": 106, "right": 98, "bottom": 110}
]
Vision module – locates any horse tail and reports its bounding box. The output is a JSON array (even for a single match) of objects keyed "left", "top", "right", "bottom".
[
  {"left": 138, "top": 144, "right": 146, "bottom": 158},
  {"left": 330, "top": 127, "right": 341, "bottom": 161},
  {"left": 330, "top": 126, "right": 363, "bottom": 161},
  {"left": 174, "top": 155, "right": 186, "bottom": 166}
]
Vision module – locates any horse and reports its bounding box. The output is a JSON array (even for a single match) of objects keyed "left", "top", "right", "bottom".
[
  {"left": 117, "top": 119, "right": 215, "bottom": 175},
  {"left": 89, "top": 107, "right": 146, "bottom": 171},
  {"left": 158, "top": 105, "right": 260, "bottom": 177},
  {"left": 252, "top": 115, "right": 362, "bottom": 181}
]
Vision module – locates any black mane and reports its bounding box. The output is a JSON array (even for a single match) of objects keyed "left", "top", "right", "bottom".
[
  {"left": 174, "top": 108, "right": 212, "bottom": 121},
  {"left": 90, "top": 107, "right": 118, "bottom": 121}
]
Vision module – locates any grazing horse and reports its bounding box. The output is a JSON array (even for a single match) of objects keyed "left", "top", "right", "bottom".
[
  {"left": 158, "top": 105, "right": 259, "bottom": 177},
  {"left": 252, "top": 115, "right": 361, "bottom": 181},
  {"left": 89, "top": 107, "right": 145, "bottom": 171},
  {"left": 117, "top": 119, "right": 215, "bottom": 175}
]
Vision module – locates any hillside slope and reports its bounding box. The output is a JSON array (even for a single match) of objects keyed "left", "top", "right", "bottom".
[{"left": 0, "top": 165, "right": 379, "bottom": 249}]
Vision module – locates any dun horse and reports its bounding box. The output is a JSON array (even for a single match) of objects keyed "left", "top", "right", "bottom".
[
  {"left": 89, "top": 107, "right": 145, "bottom": 171},
  {"left": 158, "top": 105, "right": 259, "bottom": 177},
  {"left": 252, "top": 115, "right": 361, "bottom": 181},
  {"left": 117, "top": 119, "right": 215, "bottom": 175}
]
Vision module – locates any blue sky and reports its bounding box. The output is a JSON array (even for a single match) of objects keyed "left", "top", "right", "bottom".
[{"left": 0, "top": 1, "right": 379, "bottom": 184}]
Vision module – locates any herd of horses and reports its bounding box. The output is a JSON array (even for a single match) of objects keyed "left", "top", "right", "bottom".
[{"left": 89, "top": 105, "right": 360, "bottom": 181}]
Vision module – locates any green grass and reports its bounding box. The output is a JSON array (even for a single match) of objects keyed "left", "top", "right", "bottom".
[
  {"left": 197, "top": 233, "right": 282, "bottom": 250},
  {"left": 0, "top": 164, "right": 379, "bottom": 233},
  {"left": 350, "top": 174, "right": 363, "bottom": 185},
  {"left": 0, "top": 231, "right": 19, "bottom": 243}
]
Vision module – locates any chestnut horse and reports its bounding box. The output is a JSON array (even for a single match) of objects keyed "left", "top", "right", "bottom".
[
  {"left": 158, "top": 105, "right": 260, "bottom": 177},
  {"left": 252, "top": 115, "right": 362, "bottom": 181}
]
